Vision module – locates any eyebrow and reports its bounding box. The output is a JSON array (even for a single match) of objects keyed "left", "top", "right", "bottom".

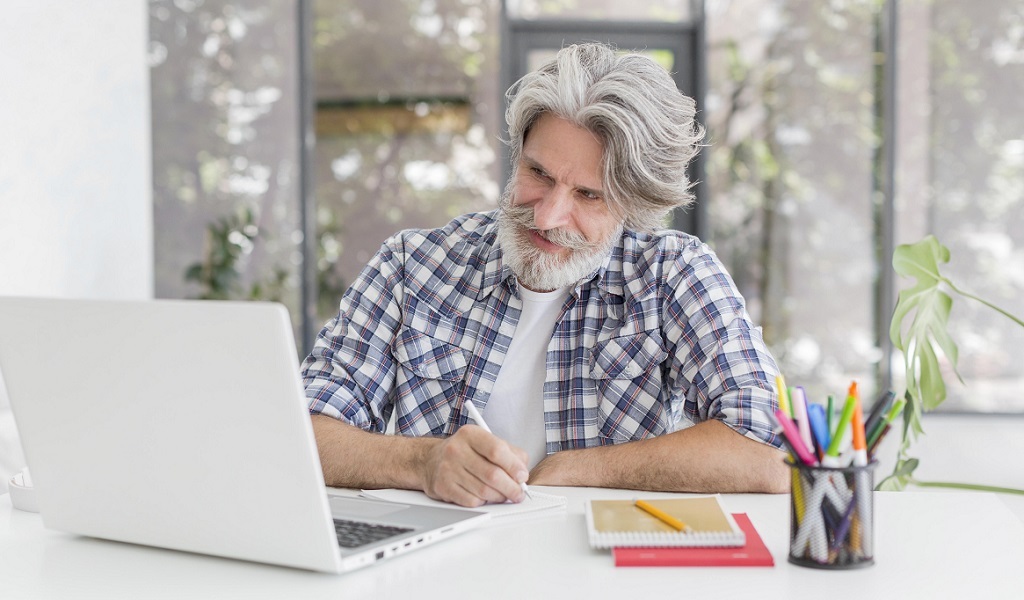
[{"left": 520, "top": 154, "right": 605, "bottom": 198}]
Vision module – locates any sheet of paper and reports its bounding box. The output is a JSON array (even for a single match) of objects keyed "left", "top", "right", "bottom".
[{"left": 361, "top": 488, "right": 567, "bottom": 524}]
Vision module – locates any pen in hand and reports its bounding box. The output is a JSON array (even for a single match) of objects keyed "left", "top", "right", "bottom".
[{"left": 461, "top": 400, "right": 534, "bottom": 500}]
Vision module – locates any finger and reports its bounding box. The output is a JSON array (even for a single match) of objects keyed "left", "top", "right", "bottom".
[
  {"left": 423, "top": 454, "right": 501, "bottom": 507},
  {"left": 462, "top": 439, "right": 528, "bottom": 502},
  {"left": 464, "top": 457, "right": 524, "bottom": 504},
  {"left": 475, "top": 437, "right": 530, "bottom": 487},
  {"left": 465, "top": 476, "right": 513, "bottom": 505},
  {"left": 446, "top": 481, "right": 489, "bottom": 508},
  {"left": 460, "top": 425, "right": 527, "bottom": 469},
  {"left": 427, "top": 428, "right": 517, "bottom": 505},
  {"left": 423, "top": 479, "right": 470, "bottom": 507},
  {"left": 449, "top": 439, "right": 520, "bottom": 504}
]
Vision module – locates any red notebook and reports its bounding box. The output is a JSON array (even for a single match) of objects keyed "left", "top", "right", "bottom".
[{"left": 613, "top": 513, "right": 773, "bottom": 567}]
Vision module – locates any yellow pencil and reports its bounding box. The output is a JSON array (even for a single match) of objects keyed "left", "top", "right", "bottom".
[{"left": 634, "top": 500, "right": 691, "bottom": 532}]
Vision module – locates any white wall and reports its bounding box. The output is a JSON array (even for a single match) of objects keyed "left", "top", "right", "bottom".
[{"left": 0, "top": 2, "right": 152, "bottom": 492}]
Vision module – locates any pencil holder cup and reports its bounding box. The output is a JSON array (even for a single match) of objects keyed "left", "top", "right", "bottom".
[{"left": 786, "top": 459, "right": 876, "bottom": 569}]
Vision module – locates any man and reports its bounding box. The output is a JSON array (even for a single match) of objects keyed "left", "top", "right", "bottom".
[{"left": 303, "top": 43, "right": 788, "bottom": 508}]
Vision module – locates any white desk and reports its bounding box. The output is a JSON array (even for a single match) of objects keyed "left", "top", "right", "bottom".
[{"left": 2, "top": 487, "right": 1022, "bottom": 599}]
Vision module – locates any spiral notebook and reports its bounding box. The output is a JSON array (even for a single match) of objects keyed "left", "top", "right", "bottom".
[
  {"left": 585, "top": 495, "right": 745, "bottom": 549},
  {"left": 613, "top": 514, "right": 773, "bottom": 566}
]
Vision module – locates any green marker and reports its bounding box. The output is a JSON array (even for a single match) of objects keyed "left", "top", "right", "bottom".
[
  {"left": 824, "top": 393, "right": 857, "bottom": 466},
  {"left": 866, "top": 397, "right": 907, "bottom": 453},
  {"left": 866, "top": 397, "right": 904, "bottom": 448},
  {"left": 884, "top": 397, "right": 906, "bottom": 424}
]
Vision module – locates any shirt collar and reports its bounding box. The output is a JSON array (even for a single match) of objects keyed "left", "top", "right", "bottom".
[{"left": 476, "top": 235, "right": 511, "bottom": 301}]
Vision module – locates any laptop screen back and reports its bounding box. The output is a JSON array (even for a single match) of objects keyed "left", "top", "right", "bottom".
[{"left": 0, "top": 298, "right": 343, "bottom": 572}]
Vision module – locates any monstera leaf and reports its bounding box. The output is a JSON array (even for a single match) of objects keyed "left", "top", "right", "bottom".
[
  {"left": 889, "top": 236, "right": 962, "bottom": 419},
  {"left": 881, "top": 235, "right": 1024, "bottom": 492}
]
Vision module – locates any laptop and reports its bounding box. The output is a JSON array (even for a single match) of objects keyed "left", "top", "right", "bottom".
[{"left": 0, "top": 297, "right": 488, "bottom": 573}]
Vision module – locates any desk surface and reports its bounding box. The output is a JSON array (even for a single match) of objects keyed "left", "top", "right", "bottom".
[{"left": 2, "top": 487, "right": 1022, "bottom": 599}]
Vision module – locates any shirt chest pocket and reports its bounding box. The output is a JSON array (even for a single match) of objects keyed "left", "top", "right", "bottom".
[
  {"left": 391, "top": 328, "right": 468, "bottom": 435},
  {"left": 589, "top": 331, "right": 668, "bottom": 442}
]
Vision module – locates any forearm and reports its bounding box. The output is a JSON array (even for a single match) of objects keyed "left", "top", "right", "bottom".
[
  {"left": 311, "top": 414, "right": 437, "bottom": 490},
  {"left": 530, "top": 420, "right": 789, "bottom": 494}
]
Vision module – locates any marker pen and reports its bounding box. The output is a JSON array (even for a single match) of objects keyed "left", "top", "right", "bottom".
[
  {"left": 807, "top": 403, "right": 831, "bottom": 461},
  {"left": 775, "top": 374, "right": 792, "bottom": 418},
  {"left": 850, "top": 388, "right": 868, "bottom": 468},
  {"left": 823, "top": 386, "right": 857, "bottom": 468},
  {"left": 863, "top": 390, "right": 895, "bottom": 443},
  {"left": 849, "top": 386, "right": 873, "bottom": 557},
  {"left": 774, "top": 409, "right": 817, "bottom": 466},
  {"left": 791, "top": 387, "right": 815, "bottom": 455}
]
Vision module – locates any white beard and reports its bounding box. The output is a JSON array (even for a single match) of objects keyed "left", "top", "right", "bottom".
[{"left": 496, "top": 203, "right": 620, "bottom": 292}]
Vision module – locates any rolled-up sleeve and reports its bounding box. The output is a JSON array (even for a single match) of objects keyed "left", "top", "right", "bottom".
[
  {"left": 302, "top": 238, "right": 405, "bottom": 433},
  {"left": 662, "top": 241, "right": 781, "bottom": 448}
]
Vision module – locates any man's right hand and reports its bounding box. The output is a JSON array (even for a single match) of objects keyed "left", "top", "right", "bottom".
[{"left": 418, "top": 425, "right": 530, "bottom": 508}]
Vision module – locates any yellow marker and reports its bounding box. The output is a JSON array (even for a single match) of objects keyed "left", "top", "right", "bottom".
[
  {"left": 775, "top": 374, "right": 792, "bottom": 417},
  {"left": 634, "top": 500, "right": 691, "bottom": 532}
]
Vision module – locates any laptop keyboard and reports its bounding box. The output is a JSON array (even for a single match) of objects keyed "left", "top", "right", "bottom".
[{"left": 333, "top": 519, "right": 414, "bottom": 549}]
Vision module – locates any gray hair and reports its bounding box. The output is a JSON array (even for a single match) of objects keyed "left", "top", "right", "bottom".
[{"left": 505, "top": 43, "right": 704, "bottom": 233}]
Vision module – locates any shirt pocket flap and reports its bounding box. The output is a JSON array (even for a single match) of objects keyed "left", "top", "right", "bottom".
[
  {"left": 392, "top": 328, "right": 468, "bottom": 382},
  {"left": 589, "top": 331, "right": 667, "bottom": 380}
]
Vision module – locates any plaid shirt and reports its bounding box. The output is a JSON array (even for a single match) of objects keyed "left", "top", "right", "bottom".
[{"left": 303, "top": 211, "right": 781, "bottom": 454}]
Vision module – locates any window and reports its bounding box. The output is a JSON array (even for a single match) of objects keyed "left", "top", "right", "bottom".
[
  {"left": 311, "top": 0, "right": 502, "bottom": 325},
  {"left": 895, "top": 0, "right": 1024, "bottom": 411},
  {"left": 704, "top": 0, "right": 1024, "bottom": 412},
  {"left": 150, "top": 0, "right": 1024, "bottom": 412},
  {"left": 150, "top": 1, "right": 304, "bottom": 342}
]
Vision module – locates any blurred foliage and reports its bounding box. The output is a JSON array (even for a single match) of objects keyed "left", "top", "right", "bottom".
[
  {"left": 184, "top": 207, "right": 289, "bottom": 302},
  {"left": 706, "top": 0, "right": 877, "bottom": 382},
  {"left": 150, "top": 0, "right": 300, "bottom": 318},
  {"left": 316, "top": 207, "right": 348, "bottom": 319}
]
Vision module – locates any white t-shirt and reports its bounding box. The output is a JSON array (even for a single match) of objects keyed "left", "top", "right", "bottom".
[{"left": 484, "top": 286, "right": 570, "bottom": 468}]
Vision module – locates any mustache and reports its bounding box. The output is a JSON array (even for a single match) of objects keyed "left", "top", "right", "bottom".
[{"left": 499, "top": 203, "right": 597, "bottom": 251}]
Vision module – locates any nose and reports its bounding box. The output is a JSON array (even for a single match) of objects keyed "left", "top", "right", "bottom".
[{"left": 531, "top": 186, "right": 573, "bottom": 231}]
